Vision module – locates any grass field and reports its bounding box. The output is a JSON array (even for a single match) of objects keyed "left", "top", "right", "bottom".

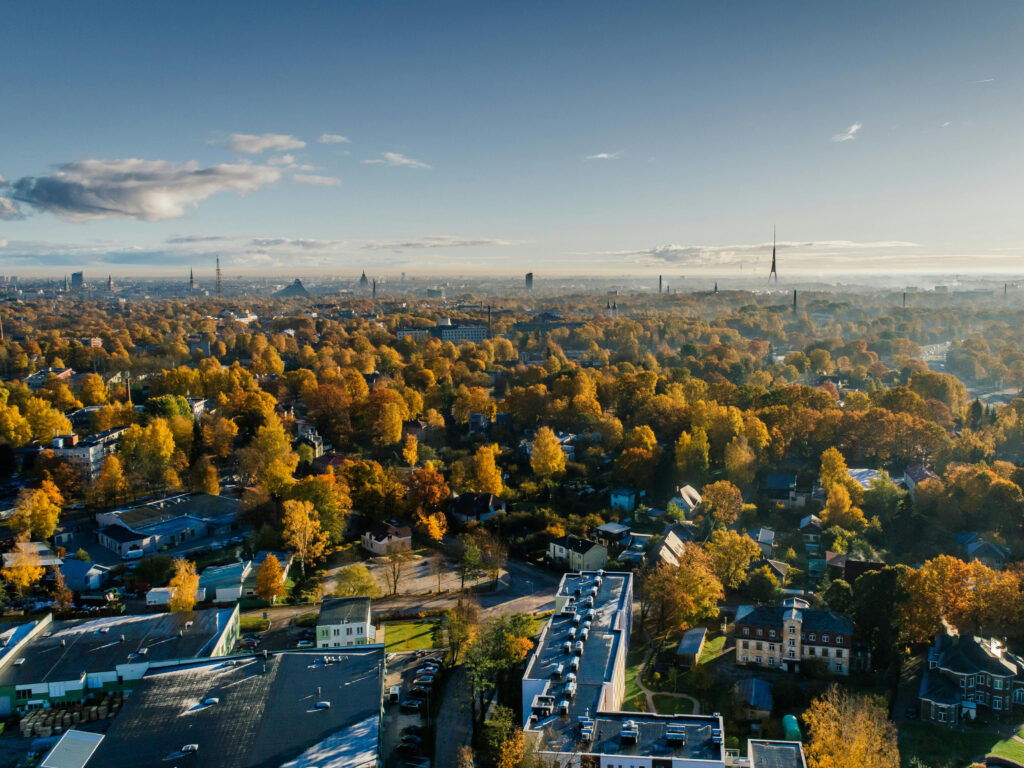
[
  {"left": 622, "top": 643, "right": 649, "bottom": 712},
  {"left": 652, "top": 695, "right": 695, "bottom": 715},
  {"left": 899, "top": 723, "right": 1024, "bottom": 767},
  {"left": 698, "top": 634, "right": 728, "bottom": 665},
  {"left": 384, "top": 619, "right": 444, "bottom": 652},
  {"left": 240, "top": 617, "right": 270, "bottom": 633}
]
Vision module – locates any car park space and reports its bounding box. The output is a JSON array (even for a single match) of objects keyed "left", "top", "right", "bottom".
[{"left": 381, "top": 650, "right": 445, "bottom": 768}]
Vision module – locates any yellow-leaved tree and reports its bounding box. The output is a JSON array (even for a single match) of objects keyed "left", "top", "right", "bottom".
[
  {"left": 1, "top": 539, "right": 44, "bottom": 595},
  {"left": 803, "top": 686, "right": 898, "bottom": 768},
  {"left": 282, "top": 499, "right": 329, "bottom": 577},
  {"left": 473, "top": 444, "right": 504, "bottom": 495},
  {"left": 168, "top": 558, "right": 200, "bottom": 613},
  {"left": 402, "top": 434, "right": 419, "bottom": 466},
  {"left": 530, "top": 426, "right": 566, "bottom": 478},
  {"left": 255, "top": 554, "right": 286, "bottom": 604},
  {"left": 10, "top": 481, "right": 64, "bottom": 539}
]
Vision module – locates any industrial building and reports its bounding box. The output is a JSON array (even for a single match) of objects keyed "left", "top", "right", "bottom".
[
  {"left": 95, "top": 493, "right": 240, "bottom": 556},
  {"left": 0, "top": 608, "right": 239, "bottom": 716},
  {"left": 78, "top": 647, "right": 386, "bottom": 768}
]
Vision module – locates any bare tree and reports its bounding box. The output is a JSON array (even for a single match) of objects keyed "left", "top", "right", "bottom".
[{"left": 385, "top": 551, "right": 411, "bottom": 596}]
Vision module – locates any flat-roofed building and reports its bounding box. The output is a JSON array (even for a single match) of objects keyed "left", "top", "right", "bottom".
[
  {"left": 83, "top": 647, "right": 386, "bottom": 768},
  {"left": 522, "top": 570, "right": 729, "bottom": 766},
  {"left": 747, "top": 739, "right": 808, "bottom": 768},
  {"left": 0, "top": 608, "right": 239, "bottom": 716},
  {"left": 316, "top": 597, "right": 377, "bottom": 648},
  {"left": 95, "top": 493, "right": 239, "bottom": 556}
]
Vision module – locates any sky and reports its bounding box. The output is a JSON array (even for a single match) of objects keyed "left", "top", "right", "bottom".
[{"left": 2, "top": 1, "right": 1024, "bottom": 278}]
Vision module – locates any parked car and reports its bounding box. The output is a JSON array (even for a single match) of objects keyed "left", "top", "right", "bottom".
[
  {"left": 413, "top": 675, "right": 435, "bottom": 686},
  {"left": 408, "top": 686, "right": 431, "bottom": 699},
  {"left": 401, "top": 725, "right": 425, "bottom": 737},
  {"left": 400, "top": 699, "right": 423, "bottom": 713},
  {"left": 296, "top": 640, "right": 315, "bottom": 649},
  {"left": 401, "top": 734, "right": 423, "bottom": 746},
  {"left": 396, "top": 743, "right": 421, "bottom": 756}
]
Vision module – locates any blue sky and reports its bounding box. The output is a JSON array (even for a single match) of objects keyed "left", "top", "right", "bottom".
[{"left": 2, "top": 1, "right": 1023, "bottom": 277}]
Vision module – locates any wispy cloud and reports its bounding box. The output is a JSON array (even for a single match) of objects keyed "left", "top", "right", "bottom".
[
  {"left": 585, "top": 152, "right": 620, "bottom": 160},
  {"left": 831, "top": 122, "right": 862, "bottom": 142},
  {"left": 0, "top": 196, "right": 21, "bottom": 221},
  {"left": 973, "top": 77, "right": 995, "bottom": 84},
  {"left": 268, "top": 154, "right": 296, "bottom": 165},
  {"left": 362, "top": 236, "right": 512, "bottom": 250},
  {"left": 292, "top": 173, "right": 341, "bottom": 186},
  {"left": 212, "top": 133, "right": 305, "bottom": 154},
  {"left": 2, "top": 159, "right": 281, "bottom": 222},
  {"left": 579, "top": 239, "right": 920, "bottom": 266},
  {"left": 318, "top": 133, "right": 350, "bottom": 144},
  {"left": 941, "top": 121, "right": 952, "bottom": 128},
  {"left": 363, "top": 152, "right": 432, "bottom": 169}
]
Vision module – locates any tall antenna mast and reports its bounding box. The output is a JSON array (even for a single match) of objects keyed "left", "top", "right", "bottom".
[
  {"left": 768, "top": 226, "right": 778, "bottom": 283},
  {"left": 216, "top": 256, "right": 223, "bottom": 298}
]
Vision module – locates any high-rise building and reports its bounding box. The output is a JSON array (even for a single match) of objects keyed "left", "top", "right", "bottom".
[
  {"left": 71, "top": 272, "right": 84, "bottom": 290},
  {"left": 525, "top": 272, "right": 534, "bottom": 291},
  {"left": 359, "top": 271, "right": 370, "bottom": 292}
]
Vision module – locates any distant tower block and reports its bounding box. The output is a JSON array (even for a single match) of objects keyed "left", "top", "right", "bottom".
[
  {"left": 714, "top": 281, "right": 718, "bottom": 294},
  {"left": 793, "top": 288, "right": 797, "bottom": 312},
  {"left": 525, "top": 272, "right": 534, "bottom": 291},
  {"left": 215, "top": 256, "right": 222, "bottom": 297},
  {"left": 107, "top": 275, "right": 113, "bottom": 292},
  {"left": 658, "top": 275, "right": 663, "bottom": 294},
  {"left": 189, "top": 268, "right": 195, "bottom": 293},
  {"left": 903, "top": 292, "right": 907, "bottom": 308},
  {"left": 372, "top": 279, "right": 377, "bottom": 300},
  {"left": 768, "top": 227, "right": 778, "bottom": 282},
  {"left": 359, "top": 271, "right": 370, "bottom": 292}
]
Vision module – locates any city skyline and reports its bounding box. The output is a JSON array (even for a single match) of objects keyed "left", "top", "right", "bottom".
[{"left": 2, "top": 1, "right": 1024, "bottom": 276}]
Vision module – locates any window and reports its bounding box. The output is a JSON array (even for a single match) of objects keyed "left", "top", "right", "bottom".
[
  {"left": 742, "top": 655, "right": 749, "bottom": 663},
  {"left": 357, "top": 626, "right": 363, "bottom": 634},
  {"left": 1015, "top": 689, "right": 1024, "bottom": 703},
  {"left": 937, "top": 709, "right": 947, "bottom": 723},
  {"left": 769, "top": 644, "right": 776, "bottom": 652},
  {"left": 743, "top": 628, "right": 750, "bottom": 636},
  {"left": 960, "top": 678, "right": 967, "bottom": 688},
  {"left": 807, "top": 647, "right": 815, "bottom": 656},
  {"left": 346, "top": 627, "right": 353, "bottom": 636},
  {"left": 808, "top": 633, "right": 816, "bottom": 641},
  {"left": 835, "top": 649, "right": 843, "bottom": 658},
  {"left": 821, "top": 648, "right": 829, "bottom": 658},
  {"left": 788, "top": 626, "right": 795, "bottom": 635},
  {"left": 788, "top": 639, "right": 795, "bottom": 647},
  {"left": 995, "top": 698, "right": 1003, "bottom": 711},
  {"left": 756, "top": 642, "right": 763, "bottom": 651},
  {"left": 16, "top": 689, "right": 29, "bottom": 700},
  {"left": 994, "top": 679, "right": 1003, "bottom": 690},
  {"left": 757, "top": 629, "right": 763, "bottom": 637},
  {"left": 755, "top": 656, "right": 762, "bottom": 664},
  {"left": 742, "top": 641, "right": 749, "bottom": 649},
  {"left": 834, "top": 663, "right": 843, "bottom": 672},
  {"left": 768, "top": 658, "right": 774, "bottom": 666},
  {"left": 769, "top": 630, "right": 776, "bottom": 638},
  {"left": 835, "top": 635, "right": 843, "bottom": 645},
  {"left": 788, "top": 650, "right": 795, "bottom": 659},
  {"left": 822, "top": 634, "right": 829, "bottom": 643}
]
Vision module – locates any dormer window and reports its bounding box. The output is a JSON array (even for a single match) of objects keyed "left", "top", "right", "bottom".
[
  {"left": 769, "top": 630, "right": 776, "bottom": 638},
  {"left": 822, "top": 634, "right": 829, "bottom": 643},
  {"left": 809, "top": 633, "right": 816, "bottom": 642},
  {"left": 743, "top": 627, "right": 749, "bottom": 636}
]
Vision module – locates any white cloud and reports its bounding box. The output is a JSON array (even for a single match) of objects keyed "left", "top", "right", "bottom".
[
  {"left": 585, "top": 152, "right": 620, "bottom": 160},
  {"left": 363, "top": 152, "right": 432, "bottom": 169},
  {"left": 318, "top": 133, "right": 350, "bottom": 144},
  {"left": 268, "top": 154, "right": 296, "bottom": 165},
  {"left": 213, "top": 133, "right": 305, "bottom": 154},
  {"left": 942, "top": 121, "right": 952, "bottom": 128},
  {"left": 0, "top": 196, "right": 21, "bottom": 220},
  {"left": 0, "top": 239, "right": 7, "bottom": 248},
  {"left": 831, "top": 122, "right": 862, "bottom": 142},
  {"left": 362, "top": 236, "right": 512, "bottom": 250},
  {"left": 292, "top": 173, "right": 341, "bottom": 186},
  {"left": 6, "top": 158, "right": 281, "bottom": 222},
  {"left": 974, "top": 77, "right": 995, "bottom": 84}
]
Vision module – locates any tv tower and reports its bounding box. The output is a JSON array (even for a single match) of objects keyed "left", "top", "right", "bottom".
[
  {"left": 768, "top": 226, "right": 778, "bottom": 282},
  {"left": 215, "top": 256, "right": 223, "bottom": 298}
]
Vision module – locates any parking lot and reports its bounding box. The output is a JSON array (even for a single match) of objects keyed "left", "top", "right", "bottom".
[{"left": 381, "top": 650, "right": 445, "bottom": 768}]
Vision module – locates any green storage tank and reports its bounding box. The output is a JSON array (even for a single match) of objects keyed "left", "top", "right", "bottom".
[{"left": 783, "top": 714, "right": 802, "bottom": 742}]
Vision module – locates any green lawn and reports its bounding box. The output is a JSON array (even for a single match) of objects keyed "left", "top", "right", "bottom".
[
  {"left": 652, "top": 695, "right": 695, "bottom": 715},
  {"left": 698, "top": 634, "right": 728, "bottom": 665},
  {"left": 384, "top": 619, "right": 444, "bottom": 652},
  {"left": 898, "top": 723, "right": 1024, "bottom": 768},
  {"left": 240, "top": 617, "right": 270, "bottom": 633},
  {"left": 622, "top": 643, "right": 649, "bottom": 713}
]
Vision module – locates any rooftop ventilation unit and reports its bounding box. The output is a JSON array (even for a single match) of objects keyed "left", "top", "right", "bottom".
[
  {"left": 552, "top": 664, "right": 564, "bottom": 679},
  {"left": 558, "top": 699, "right": 570, "bottom": 715},
  {"left": 13, "top": 658, "right": 25, "bottom": 666},
  {"left": 314, "top": 700, "right": 331, "bottom": 710},
  {"left": 569, "top": 657, "right": 579, "bottom": 673},
  {"left": 181, "top": 744, "right": 199, "bottom": 754},
  {"left": 565, "top": 681, "right": 577, "bottom": 699},
  {"left": 665, "top": 726, "right": 687, "bottom": 745},
  {"left": 568, "top": 627, "right": 577, "bottom": 641},
  {"left": 580, "top": 628, "right": 589, "bottom": 642},
  {"left": 202, "top": 697, "right": 220, "bottom": 706},
  {"left": 574, "top": 641, "right": 584, "bottom": 655},
  {"left": 563, "top": 641, "right": 572, "bottom": 655},
  {"left": 620, "top": 721, "right": 639, "bottom": 744},
  {"left": 711, "top": 728, "right": 723, "bottom": 744}
]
